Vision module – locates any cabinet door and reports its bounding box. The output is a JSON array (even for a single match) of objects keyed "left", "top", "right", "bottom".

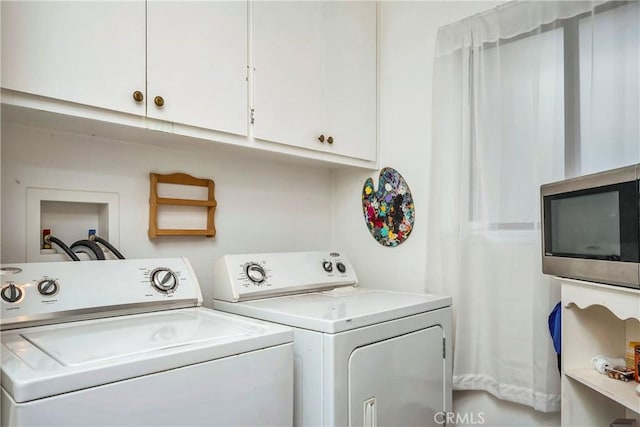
[
  {"left": 322, "top": 1, "right": 377, "bottom": 161},
  {"left": 253, "top": 1, "right": 377, "bottom": 161},
  {"left": 1, "top": 1, "right": 146, "bottom": 115},
  {"left": 147, "top": 1, "right": 248, "bottom": 136},
  {"left": 252, "top": 1, "right": 324, "bottom": 149}
]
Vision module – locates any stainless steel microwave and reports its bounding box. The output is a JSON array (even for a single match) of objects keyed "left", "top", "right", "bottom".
[{"left": 541, "top": 164, "right": 640, "bottom": 289}]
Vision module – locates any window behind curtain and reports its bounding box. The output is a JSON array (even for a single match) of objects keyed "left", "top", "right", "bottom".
[
  {"left": 579, "top": 1, "right": 640, "bottom": 174},
  {"left": 469, "top": 28, "right": 565, "bottom": 227},
  {"left": 469, "top": 1, "right": 640, "bottom": 228}
]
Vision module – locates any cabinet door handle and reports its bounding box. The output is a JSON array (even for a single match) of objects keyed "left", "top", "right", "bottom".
[
  {"left": 154, "top": 96, "right": 165, "bottom": 107},
  {"left": 327, "top": 136, "right": 334, "bottom": 144},
  {"left": 318, "top": 134, "right": 325, "bottom": 143},
  {"left": 132, "top": 90, "right": 144, "bottom": 103}
]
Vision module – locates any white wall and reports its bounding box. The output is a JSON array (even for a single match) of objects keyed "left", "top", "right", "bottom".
[
  {"left": 331, "top": 1, "right": 560, "bottom": 426},
  {"left": 1, "top": 122, "right": 333, "bottom": 307},
  {"left": 333, "top": 1, "right": 505, "bottom": 294}
]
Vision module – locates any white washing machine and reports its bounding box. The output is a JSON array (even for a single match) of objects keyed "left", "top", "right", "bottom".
[
  {"left": 1, "top": 258, "right": 293, "bottom": 426},
  {"left": 212, "top": 251, "right": 452, "bottom": 427}
]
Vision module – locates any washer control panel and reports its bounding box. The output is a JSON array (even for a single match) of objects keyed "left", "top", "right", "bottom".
[
  {"left": 245, "top": 263, "right": 267, "bottom": 284},
  {"left": 0, "top": 258, "right": 202, "bottom": 330},
  {"left": 150, "top": 268, "right": 179, "bottom": 294},
  {"left": 212, "top": 251, "right": 358, "bottom": 302}
]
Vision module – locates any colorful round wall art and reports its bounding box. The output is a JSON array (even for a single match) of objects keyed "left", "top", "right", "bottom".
[{"left": 362, "top": 167, "right": 414, "bottom": 247}]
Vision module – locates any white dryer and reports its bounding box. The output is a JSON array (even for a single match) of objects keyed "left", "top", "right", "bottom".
[
  {"left": 212, "top": 251, "right": 452, "bottom": 427},
  {"left": 1, "top": 258, "right": 293, "bottom": 426}
]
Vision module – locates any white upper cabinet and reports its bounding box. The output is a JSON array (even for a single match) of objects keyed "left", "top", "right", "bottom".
[
  {"left": 1, "top": 1, "right": 248, "bottom": 136},
  {"left": 252, "top": 1, "right": 377, "bottom": 162},
  {"left": 146, "top": 1, "right": 247, "bottom": 135},
  {"left": 1, "top": 1, "right": 146, "bottom": 116},
  {"left": 1, "top": 1, "right": 376, "bottom": 167}
]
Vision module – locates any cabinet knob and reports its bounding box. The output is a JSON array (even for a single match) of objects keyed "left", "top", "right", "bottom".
[
  {"left": 318, "top": 134, "right": 325, "bottom": 143},
  {"left": 132, "top": 90, "right": 144, "bottom": 103},
  {"left": 154, "top": 96, "right": 165, "bottom": 107},
  {"left": 327, "top": 136, "right": 334, "bottom": 144}
]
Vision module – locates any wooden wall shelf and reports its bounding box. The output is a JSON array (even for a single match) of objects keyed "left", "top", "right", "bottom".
[{"left": 148, "top": 172, "right": 217, "bottom": 238}]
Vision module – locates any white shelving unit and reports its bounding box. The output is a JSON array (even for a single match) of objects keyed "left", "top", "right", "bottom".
[{"left": 561, "top": 278, "right": 640, "bottom": 426}]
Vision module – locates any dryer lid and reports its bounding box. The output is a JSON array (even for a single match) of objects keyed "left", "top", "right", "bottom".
[
  {"left": 1, "top": 307, "right": 292, "bottom": 403},
  {"left": 213, "top": 287, "right": 452, "bottom": 333}
]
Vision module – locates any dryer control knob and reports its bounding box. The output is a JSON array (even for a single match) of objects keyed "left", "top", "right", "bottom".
[
  {"left": 245, "top": 263, "right": 266, "bottom": 284},
  {"left": 150, "top": 268, "right": 178, "bottom": 293},
  {"left": 322, "top": 261, "right": 333, "bottom": 272},
  {"left": 37, "top": 279, "right": 59, "bottom": 296},
  {"left": 1, "top": 284, "right": 23, "bottom": 303},
  {"left": 336, "top": 262, "right": 347, "bottom": 273}
]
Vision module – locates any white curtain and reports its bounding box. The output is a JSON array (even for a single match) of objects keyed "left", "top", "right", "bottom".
[{"left": 426, "top": 0, "right": 639, "bottom": 413}]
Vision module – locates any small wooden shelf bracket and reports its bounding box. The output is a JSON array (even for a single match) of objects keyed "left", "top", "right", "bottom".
[{"left": 148, "top": 172, "right": 217, "bottom": 238}]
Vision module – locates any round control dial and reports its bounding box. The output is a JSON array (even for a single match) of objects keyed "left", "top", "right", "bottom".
[
  {"left": 245, "top": 263, "right": 266, "bottom": 284},
  {"left": 322, "top": 261, "right": 333, "bottom": 272},
  {"left": 37, "top": 279, "right": 59, "bottom": 296},
  {"left": 336, "top": 262, "right": 347, "bottom": 273},
  {"left": 1, "top": 284, "right": 23, "bottom": 303},
  {"left": 150, "top": 268, "right": 179, "bottom": 294}
]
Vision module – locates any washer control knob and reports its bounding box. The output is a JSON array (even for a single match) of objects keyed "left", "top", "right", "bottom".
[
  {"left": 37, "top": 279, "right": 59, "bottom": 296},
  {"left": 1, "top": 284, "right": 23, "bottom": 303},
  {"left": 322, "top": 261, "right": 333, "bottom": 272},
  {"left": 336, "top": 262, "right": 347, "bottom": 273},
  {"left": 245, "top": 263, "right": 266, "bottom": 284},
  {"left": 150, "top": 268, "right": 178, "bottom": 293}
]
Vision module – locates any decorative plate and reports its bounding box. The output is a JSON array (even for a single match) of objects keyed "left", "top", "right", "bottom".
[{"left": 362, "top": 167, "right": 414, "bottom": 247}]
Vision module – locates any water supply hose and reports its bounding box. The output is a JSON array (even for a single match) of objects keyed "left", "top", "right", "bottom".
[
  {"left": 45, "top": 235, "right": 80, "bottom": 261},
  {"left": 90, "top": 235, "right": 125, "bottom": 259},
  {"left": 70, "top": 239, "right": 106, "bottom": 260}
]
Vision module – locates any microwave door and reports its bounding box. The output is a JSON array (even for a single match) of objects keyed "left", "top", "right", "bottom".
[{"left": 542, "top": 180, "right": 640, "bottom": 288}]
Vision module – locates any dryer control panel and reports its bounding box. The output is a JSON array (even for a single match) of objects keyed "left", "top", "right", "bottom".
[
  {"left": 0, "top": 258, "right": 203, "bottom": 330},
  {"left": 212, "top": 251, "right": 359, "bottom": 302}
]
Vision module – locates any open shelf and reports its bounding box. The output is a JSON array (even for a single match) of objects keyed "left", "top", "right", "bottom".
[
  {"left": 565, "top": 369, "right": 640, "bottom": 413},
  {"left": 561, "top": 277, "right": 640, "bottom": 425},
  {"left": 148, "top": 172, "right": 217, "bottom": 239}
]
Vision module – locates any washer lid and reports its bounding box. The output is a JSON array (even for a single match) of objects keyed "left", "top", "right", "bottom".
[
  {"left": 1, "top": 308, "right": 292, "bottom": 403},
  {"left": 213, "top": 287, "right": 452, "bottom": 333}
]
